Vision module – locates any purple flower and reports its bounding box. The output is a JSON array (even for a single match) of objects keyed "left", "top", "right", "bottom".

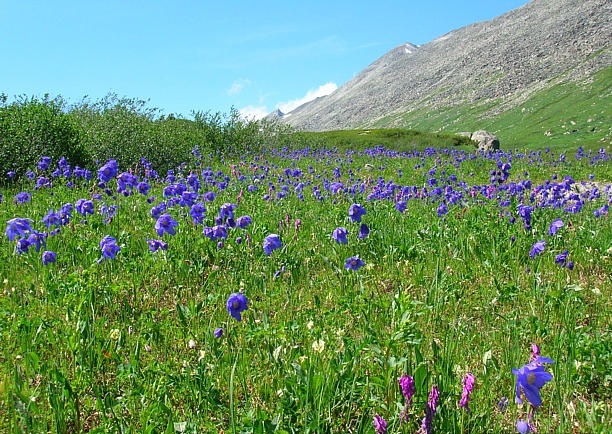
[
  {"left": 594, "top": 204, "right": 609, "bottom": 217},
  {"left": 332, "top": 227, "right": 348, "bottom": 244},
  {"left": 189, "top": 202, "right": 206, "bottom": 224},
  {"left": 555, "top": 250, "right": 570, "bottom": 268},
  {"left": 226, "top": 293, "right": 248, "bottom": 321},
  {"left": 236, "top": 215, "right": 252, "bottom": 229},
  {"left": 437, "top": 201, "right": 448, "bottom": 217},
  {"left": 203, "top": 191, "right": 216, "bottom": 202},
  {"left": 421, "top": 385, "right": 440, "bottom": 434},
  {"left": 395, "top": 200, "right": 407, "bottom": 213},
  {"left": 529, "top": 240, "right": 545, "bottom": 258},
  {"left": 219, "top": 203, "right": 237, "bottom": 219},
  {"left": 497, "top": 397, "right": 509, "bottom": 412},
  {"left": 344, "top": 256, "right": 365, "bottom": 271},
  {"left": 517, "top": 204, "right": 533, "bottom": 230},
  {"left": 155, "top": 213, "right": 178, "bottom": 237},
  {"left": 372, "top": 414, "right": 387, "bottom": 434},
  {"left": 399, "top": 374, "right": 415, "bottom": 406},
  {"left": 38, "top": 156, "right": 52, "bottom": 171},
  {"left": 6, "top": 218, "right": 33, "bottom": 241},
  {"left": 211, "top": 225, "right": 228, "bottom": 240},
  {"left": 27, "top": 231, "right": 47, "bottom": 252},
  {"left": 263, "top": 234, "right": 282, "bottom": 256},
  {"left": 530, "top": 343, "right": 540, "bottom": 363},
  {"left": 512, "top": 357, "right": 554, "bottom": 406},
  {"left": 42, "top": 250, "right": 56, "bottom": 265},
  {"left": 548, "top": 218, "right": 564, "bottom": 236},
  {"left": 358, "top": 223, "right": 370, "bottom": 239},
  {"left": 214, "top": 327, "right": 223, "bottom": 338},
  {"left": 14, "top": 192, "right": 31, "bottom": 204},
  {"left": 42, "top": 210, "right": 61, "bottom": 229},
  {"left": 348, "top": 203, "right": 366, "bottom": 223},
  {"left": 98, "top": 159, "right": 118, "bottom": 183},
  {"left": 459, "top": 373, "right": 475, "bottom": 411},
  {"left": 137, "top": 181, "right": 151, "bottom": 195},
  {"left": 147, "top": 239, "right": 168, "bottom": 252},
  {"left": 516, "top": 419, "right": 530, "bottom": 433},
  {"left": 99, "top": 235, "right": 120, "bottom": 260},
  {"left": 16, "top": 238, "right": 31, "bottom": 254},
  {"left": 75, "top": 198, "right": 94, "bottom": 216}
]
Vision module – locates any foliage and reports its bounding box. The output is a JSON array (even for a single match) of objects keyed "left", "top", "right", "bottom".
[{"left": 0, "top": 94, "right": 87, "bottom": 182}]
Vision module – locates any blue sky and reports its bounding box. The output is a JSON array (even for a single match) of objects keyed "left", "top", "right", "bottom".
[{"left": 1, "top": 0, "right": 530, "bottom": 119}]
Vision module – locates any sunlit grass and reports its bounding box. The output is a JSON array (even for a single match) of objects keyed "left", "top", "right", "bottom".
[{"left": 1, "top": 145, "right": 611, "bottom": 433}]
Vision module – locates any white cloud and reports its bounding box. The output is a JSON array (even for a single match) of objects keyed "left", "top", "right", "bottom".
[
  {"left": 278, "top": 82, "right": 337, "bottom": 114},
  {"left": 238, "top": 81, "right": 338, "bottom": 120},
  {"left": 227, "top": 78, "right": 251, "bottom": 96},
  {"left": 239, "top": 105, "right": 270, "bottom": 120}
]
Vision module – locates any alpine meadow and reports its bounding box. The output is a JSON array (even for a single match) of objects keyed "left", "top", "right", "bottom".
[{"left": 1, "top": 0, "right": 611, "bottom": 432}]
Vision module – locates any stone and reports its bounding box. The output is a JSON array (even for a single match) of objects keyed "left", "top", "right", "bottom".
[{"left": 471, "top": 130, "right": 500, "bottom": 151}]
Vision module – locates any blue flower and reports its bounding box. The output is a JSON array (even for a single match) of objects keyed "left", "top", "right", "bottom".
[
  {"left": 14, "top": 192, "right": 31, "bottom": 204},
  {"left": 345, "top": 256, "right": 365, "bottom": 271},
  {"left": 147, "top": 239, "right": 168, "bottom": 252},
  {"left": 555, "top": 250, "right": 571, "bottom": 268},
  {"left": 236, "top": 215, "right": 252, "bottom": 229},
  {"left": 348, "top": 203, "right": 366, "bottom": 223},
  {"left": 189, "top": 202, "right": 206, "bottom": 224},
  {"left": 512, "top": 357, "right": 554, "bottom": 406},
  {"left": 226, "top": 293, "right": 248, "bottom": 321},
  {"left": 27, "top": 231, "right": 47, "bottom": 252},
  {"left": 529, "top": 240, "right": 545, "bottom": 258},
  {"left": 516, "top": 419, "right": 530, "bottom": 433},
  {"left": 211, "top": 225, "right": 228, "bottom": 240},
  {"left": 548, "top": 218, "right": 564, "bottom": 236},
  {"left": 98, "top": 160, "right": 118, "bottom": 183},
  {"left": 38, "top": 156, "right": 52, "bottom": 171},
  {"left": 75, "top": 198, "right": 94, "bottom": 216},
  {"left": 99, "top": 235, "right": 121, "bottom": 260},
  {"left": 395, "top": 200, "right": 407, "bottom": 213},
  {"left": 155, "top": 213, "right": 178, "bottom": 237},
  {"left": 332, "top": 227, "right": 348, "bottom": 244},
  {"left": 42, "top": 210, "right": 61, "bottom": 229},
  {"left": 263, "top": 234, "right": 282, "bottom": 256},
  {"left": 437, "top": 201, "right": 448, "bottom": 217},
  {"left": 5, "top": 218, "right": 33, "bottom": 241},
  {"left": 358, "top": 223, "right": 370, "bottom": 239},
  {"left": 219, "top": 203, "right": 237, "bottom": 220},
  {"left": 42, "top": 250, "right": 56, "bottom": 265}
]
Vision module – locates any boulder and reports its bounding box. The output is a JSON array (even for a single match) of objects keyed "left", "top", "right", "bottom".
[{"left": 470, "top": 130, "right": 500, "bottom": 151}]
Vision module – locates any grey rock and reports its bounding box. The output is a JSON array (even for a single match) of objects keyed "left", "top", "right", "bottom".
[{"left": 471, "top": 130, "right": 500, "bottom": 151}]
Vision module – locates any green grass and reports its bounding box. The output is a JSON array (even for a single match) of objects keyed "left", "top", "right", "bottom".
[
  {"left": 372, "top": 66, "right": 612, "bottom": 152},
  {"left": 1, "top": 145, "right": 611, "bottom": 433}
]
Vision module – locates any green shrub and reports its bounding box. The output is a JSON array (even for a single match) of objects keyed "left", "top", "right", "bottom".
[{"left": 0, "top": 94, "right": 87, "bottom": 182}]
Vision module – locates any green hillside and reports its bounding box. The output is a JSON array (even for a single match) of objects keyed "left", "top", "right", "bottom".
[{"left": 372, "top": 66, "right": 612, "bottom": 152}]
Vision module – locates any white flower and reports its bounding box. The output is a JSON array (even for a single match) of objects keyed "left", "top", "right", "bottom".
[{"left": 312, "top": 339, "right": 325, "bottom": 353}]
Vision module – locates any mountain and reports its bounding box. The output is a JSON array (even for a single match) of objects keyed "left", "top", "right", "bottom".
[{"left": 282, "top": 0, "right": 611, "bottom": 145}]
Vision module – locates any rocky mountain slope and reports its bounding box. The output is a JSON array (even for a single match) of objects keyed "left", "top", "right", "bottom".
[{"left": 282, "top": 0, "right": 611, "bottom": 134}]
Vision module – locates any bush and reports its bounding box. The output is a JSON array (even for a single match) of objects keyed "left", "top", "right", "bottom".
[{"left": 0, "top": 94, "right": 88, "bottom": 182}]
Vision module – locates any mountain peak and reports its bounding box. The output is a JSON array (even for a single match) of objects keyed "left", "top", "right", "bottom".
[{"left": 283, "top": 0, "right": 611, "bottom": 132}]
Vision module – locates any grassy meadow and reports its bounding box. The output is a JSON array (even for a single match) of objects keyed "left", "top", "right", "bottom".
[{"left": 0, "top": 96, "right": 611, "bottom": 433}]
